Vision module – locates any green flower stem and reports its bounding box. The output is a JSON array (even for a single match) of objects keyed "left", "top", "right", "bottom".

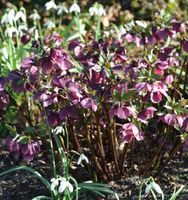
[{"left": 95, "top": 15, "right": 101, "bottom": 41}]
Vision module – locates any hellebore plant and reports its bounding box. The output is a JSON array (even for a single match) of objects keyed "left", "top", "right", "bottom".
[{"left": 2, "top": 17, "right": 188, "bottom": 183}]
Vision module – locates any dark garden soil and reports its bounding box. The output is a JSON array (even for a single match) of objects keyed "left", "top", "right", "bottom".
[{"left": 0, "top": 139, "right": 188, "bottom": 200}]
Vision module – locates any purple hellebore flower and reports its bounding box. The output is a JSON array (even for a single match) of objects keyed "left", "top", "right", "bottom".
[
  {"left": 44, "top": 34, "right": 64, "bottom": 46},
  {"left": 112, "top": 84, "right": 128, "bottom": 95},
  {"left": 182, "top": 40, "right": 188, "bottom": 53},
  {"left": 158, "top": 47, "right": 173, "bottom": 61},
  {"left": 152, "top": 27, "right": 171, "bottom": 42},
  {"left": 22, "top": 140, "right": 42, "bottom": 162},
  {"left": 143, "top": 35, "right": 155, "bottom": 46},
  {"left": 119, "top": 123, "right": 144, "bottom": 143},
  {"left": 21, "top": 54, "right": 36, "bottom": 69},
  {"left": 138, "top": 107, "right": 157, "bottom": 123},
  {"left": 29, "top": 65, "right": 38, "bottom": 83},
  {"left": 182, "top": 117, "right": 188, "bottom": 131},
  {"left": 6, "top": 136, "right": 22, "bottom": 157},
  {"left": 50, "top": 48, "right": 72, "bottom": 71},
  {"left": 135, "top": 82, "right": 167, "bottom": 104},
  {"left": 148, "top": 82, "right": 168, "bottom": 103},
  {"left": 47, "top": 111, "right": 61, "bottom": 127},
  {"left": 109, "top": 105, "right": 135, "bottom": 119},
  {"left": 59, "top": 105, "right": 78, "bottom": 120},
  {"left": 21, "top": 34, "right": 31, "bottom": 44},
  {"left": 41, "top": 56, "right": 53, "bottom": 74},
  {"left": 172, "top": 21, "right": 186, "bottom": 33},
  {"left": 80, "top": 97, "right": 97, "bottom": 112},
  {"left": 122, "top": 33, "right": 142, "bottom": 47},
  {"left": 165, "top": 75, "right": 174, "bottom": 85},
  {"left": 159, "top": 113, "right": 177, "bottom": 125},
  {"left": 0, "top": 91, "right": 9, "bottom": 110},
  {"left": 135, "top": 82, "right": 147, "bottom": 91},
  {"left": 154, "top": 61, "right": 169, "bottom": 75}
]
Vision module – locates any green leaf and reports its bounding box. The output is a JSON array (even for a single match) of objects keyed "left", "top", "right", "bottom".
[
  {"left": 0, "top": 166, "right": 51, "bottom": 191},
  {"left": 5, "top": 125, "right": 17, "bottom": 137},
  {"left": 121, "top": 89, "right": 137, "bottom": 101},
  {"left": 32, "top": 196, "right": 51, "bottom": 200},
  {"left": 17, "top": 135, "right": 29, "bottom": 144},
  {"left": 169, "top": 186, "right": 185, "bottom": 200}
]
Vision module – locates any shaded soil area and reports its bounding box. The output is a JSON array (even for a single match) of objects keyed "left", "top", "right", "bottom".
[{"left": 0, "top": 140, "right": 188, "bottom": 200}]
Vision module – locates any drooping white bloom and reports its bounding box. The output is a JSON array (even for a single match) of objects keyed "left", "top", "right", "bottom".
[
  {"left": 15, "top": 10, "right": 26, "bottom": 22},
  {"left": 50, "top": 177, "right": 73, "bottom": 193},
  {"left": 5, "top": 27, "right": 18, "bottom": 38},
  {"left": 18, "top": 24, "right": 27, "bottom": 32},
  {"left": 145, "top": 181, "right": 163, "bottom": 195},
  {"left": 77, "top": 154, "right": 89, "bottom": 165},
  {"left": 44, "top": 21, "right": 56, "bottom": 29},
  {"left": 59, "top": 178, "right": 73, "bottom": 193},
  {"left": 29, "top": 10, "right": 41, "bottom": 21},
  {"left": 1, "top": 9, "right": 15, "bottom": 25},
  {"left": 45, "top": 0, "right": 57, "bottom": 11},
  {"left": 50, "top": 178, "right": 59, "bottom": 191},
  {"left": 57, "top": 3, "right": 68, "bottom": 15},
  {"left": 8, "top": 9, "right": 16, "bottom": 25},
  {"left": 1, "top": 13, "right": 9, "bottom": 24},
  {"left": 69, "top": 3, "right": 80, "bottom": 13},
  {"left": 89, "top": 4, "right": 106, "bottom": 16}
]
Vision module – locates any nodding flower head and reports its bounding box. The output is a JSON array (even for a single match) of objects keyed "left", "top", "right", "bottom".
[{"left": 120, "top": 123, "right": 144, "bottom": 143}]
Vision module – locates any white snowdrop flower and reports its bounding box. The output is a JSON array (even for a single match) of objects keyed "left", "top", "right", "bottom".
[
  {"left": 57, "top": 3, "right": 68, "bottom": 15},
  {"left": 77, "top": 154, "right": 89, "bottom": 165},
  {"left": 0, "top": 47, "right": 8, "bottom": 60},
  {"left": 8, "top": 9, "right": 16, "bottom": 25},
  {"left": 1, "top": 13, "right": 9, "bottom": 24},
  {"left": 44, "top": 21, "right": 56, "bottom": 29},
  {"left": 1, "top": 9, "right": 15, "bottom": 25},
  {"left": 145, "top": 181, "right": 163, "bottom": 195},
  {"left": 45, "top": 0, "right": 57, "bottom": 11},
  {"left": 51, "top": 177, "right": 73, "bottom": 193},
  {"left": 18, "top": 24, "right": 27, "bottom": 32},
  {"left": 89, "top": 4, "right": 106, "bottom": 16},
  {"left": 50, "top": 178, "right": 59, "bottom": 191},
  {"left": 29, "top": 10, "right": 41, "bottom": 21},
  {"left": 5, "top": 27, "right": 18, "bottom": 38},
  {"left": 59, "top": 178, "right": 73, "bottom": 193},
  {"left": 15, "top": 10, "right": 26, "bottom": 22},
  {"left": 69, "top": 3, "right": 80, "bottom": 13}
]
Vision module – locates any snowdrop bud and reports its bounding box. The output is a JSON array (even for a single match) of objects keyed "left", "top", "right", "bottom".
[
  {"left": 69, "top": 3, "right": 80, "bottom": 13},
  {"left": 45, "top": 0, "right": 57, "bottom": 11},
  {"left": 77, "top": 154, "right": 89, "bottom": 165},
  {"left": 29, "top": 10, "right": 41, "bottom": 21}
]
